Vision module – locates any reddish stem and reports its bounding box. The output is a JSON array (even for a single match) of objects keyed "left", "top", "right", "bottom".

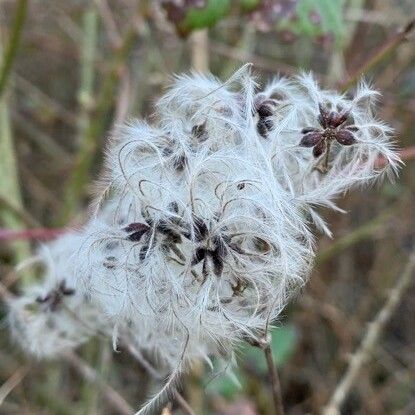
[{"left": 0, "top": 228, "right": 64, "bottom": 241}]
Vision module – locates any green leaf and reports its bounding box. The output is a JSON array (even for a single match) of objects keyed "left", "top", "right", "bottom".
[
  {"left": 206, "top": 325, "right": 297, "bottom": 398},
  {"left": 239, "top": 325, "right": 298, "bottom": 375},
  {"left": 240, "top": 0, "right": 260, "bottom": 12},
  {"left": 270, "top": 324, "right": 298, "bottom": 364},
  {"left": 179, "top": 0, "right": 231, "bottom": 36},
  {"left": 279, "top": 0, "right": 345, "bottom": 45},
  {"left": 206, "top": 367, "right": 245, "bottom": 399}
]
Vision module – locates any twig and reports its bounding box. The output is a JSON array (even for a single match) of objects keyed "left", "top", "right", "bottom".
[
  {"left": 323, "top": 249, "right": 415, "bottom": 415},
  {"left": 126, "top": 343, "right": 161, "bottom": 380},
  {"left": 0, "top": 30, "right": 31, "bottom": 271},
  {"left": 0, "top": 366, "right": 29, "bottom": 406},
  {"left": 94, "top": 0, "right": 122, "bottom": 48},
  {"left": 61, "top": 15, "right": 139, "bottom": 223},
  {"left": 173, "top": 391, "right": 196, "bottom": 415},
  {"left": 263, "top": 341, "right": 285, "bottom": 415},
  {"left": 0, "top": 0, "right": 29, "bottom": 97},
  {"left": 0, "top": 195, "right": 40, "bottom": 228},
  {"left": 63, "top": 351, "right": 134, "bottom": 415},
  {"left": 11, "top": 110, "right": 69, "bottom": 159},
  {"left": 339, "top": 18, "right": 415, "bottom": 91},
  {"left": 0, "top": 227, "right": 64, "bottom": 241},
  {"left": 316, "top": 209, "right": 394, "bottom": 264},
  {"left": 190, "top": 29, "right": 209, "bottom": 73},
  {"left": 15, "top": 74, "right": 77, "bottom": 126},
  {"left": 76, "top": 9, "right": 99, "bottom": 147},
  {"left": 251, "top": 336, "right": 285, "bottom": 415},
  {"left": 112, "top": 66, "right": 132, "bottom": 129}
]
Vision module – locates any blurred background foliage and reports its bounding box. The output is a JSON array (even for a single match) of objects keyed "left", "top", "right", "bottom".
[{"left": 1, "top": 0, "right": 415, "bottom": 414}]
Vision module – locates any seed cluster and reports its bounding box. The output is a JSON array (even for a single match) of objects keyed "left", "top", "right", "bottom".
[{"left": 7, "top": 67, "right": 400, "bottom": 415}]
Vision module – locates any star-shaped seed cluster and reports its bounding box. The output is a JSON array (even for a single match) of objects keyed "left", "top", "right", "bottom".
[{"left": 300, "top": 104, "right": 358, "bottom": 157}]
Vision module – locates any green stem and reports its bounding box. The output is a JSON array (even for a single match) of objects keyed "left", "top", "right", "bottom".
[
  {"left": 316, "top": 209, "right": 394, "bottom": 264},
  {"left": 0, "top": 0, "right": 29, "bottom": 98},
  {"left": 60, "top": 22, "right": 138, "bottom": 224}
]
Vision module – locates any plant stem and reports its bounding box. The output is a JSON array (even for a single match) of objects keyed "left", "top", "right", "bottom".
[
  {"left": 190, "top": 29, "right": 209, "bottom": 73},
  {"left": 251, "top": 336, "right": 285, "bottom": 415},
  {"left": 173, "top": 390, "right": 196, "bottom": 415},
  {"left": 0, "top": 0, "right": 28, "bottom": 98},
  {"left": 339, "top": 18, "right": 415, "bottom": 91},
  {"left": 323, "top": 249, "right": 415, "bottom": 415},
  {"left": 315, "top": 208, "right": 394, "bottom": 264},
  {"left": 0, "top": 23, "right": 31, "bottom": 279},
  {"left": 0, "top": 227, "right": 63, "bottom": 241},
  {"left": 60, "top": 18, "right": 138, "bottom": 223},
  {"left": 64, "top": 351, "right": 133, "bottom": 415},
  {"left": 263, "top": 341, "right": 285, "bottom": 415}
]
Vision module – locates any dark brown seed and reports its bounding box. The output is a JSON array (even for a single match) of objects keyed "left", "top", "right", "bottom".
[
  {"left": 173, "top": 154, "right": 187, "bottom": 171},
  {"left": 61, "top": 287, "right": 76, "bottom": 296},
  {"left": 191, "top": 247, "right": 206, "bottom": 265},
  {"left": 318, "top": 104, "right": 330, "bottom": 128},
  {"left": 313, "top": 139, "right": 326, "bottom": 157},
  {"left": 257, "top": 120, "right": 268, "bottom": 138},
  {"left": 162, "top": 147, "right": 173, "bottom": 157},
  {"left": 264, "top": 118, "right": 274, "bottom": 130},
  {"left": 192, "top": 122, "right": 208, "bottom": 142},
  {"left": 335, "top": 129, "right": 356, "bottom": 146},
  {"left": 301, "top": 127, "right": 319, "bottom": 134},
  {"left": 124, "top": 222, "right": 150, "bottom": 234},
  {"left": 124, "top": 222, "right": 150, "bottom": 242},
  {"left": 332, "top": 110, "right": 350, "bottom": 127},
  {"left": 193, "top": 216, "right": 208, "bottom": 241},
  {"left": 36, "top": 294, "right": 51, "bottom": 303},
  {"left": 211, "top": 253, "right": 224, "bottom": 277},
  {"left": 327, "top": 111, "right": 336, "bottom": 127},
  {"left": 257, "top": 103, "right": 274, "bottom": 118},
  {"left": 300, "top": 132, "right": 323, "bottom": 147},
  {"left": 168, "top": 201, "right": 179, "bottom": 213}
]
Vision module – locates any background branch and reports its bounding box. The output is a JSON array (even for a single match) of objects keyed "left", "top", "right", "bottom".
[{"left": 323, "top": 249, "right": 415, "bottom": 415}]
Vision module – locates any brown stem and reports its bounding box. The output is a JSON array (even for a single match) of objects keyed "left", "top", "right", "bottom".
[
  {"left": 338, "top": 18, "right": 415, "bottom": 91},
  {"left": 323, "top": 249, "right": 415, "bottom": 415},
  {"left": 250, "top": 336, "right": 285, "bottom": 415},
  {"left": 63, "top": 352, "right": 134, "bottom": 415},
  {"left": 263, "top": 341, "right": 285, "bottom": 415},
  {"left": 173, "top": 390, "right": 196, "bottom": 415}
]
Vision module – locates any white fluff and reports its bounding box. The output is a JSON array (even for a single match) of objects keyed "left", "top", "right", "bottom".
[{"left": 8, "top": 67, "right": 400, "bottom": 413}]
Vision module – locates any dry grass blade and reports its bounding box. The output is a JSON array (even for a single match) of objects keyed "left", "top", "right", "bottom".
[
  {"left": 339, "top": 17, "right": 415, "bottom": 91},
  {"left": 63, "top": 351, "right": 134, "bottom": 415},
  {"left": 0, "top": 366, "right": 29, "bottom": 406},
  {"left": 0, "top": 29, "right": 31, "bottom": 275},
  {"left": 323, "top": 249, "right": 415, "bottom": 415},
  {"left": 0, "top": 0, "right": 28, "bottom": 97},
  {"left": 61, "top": 15, "right": 139, "bottom": 223}
]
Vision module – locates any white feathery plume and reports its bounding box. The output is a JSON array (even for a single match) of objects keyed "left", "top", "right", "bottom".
[
  {"left": 7, "top": 66, "right": 400, "bottom": 413},
  {"left": 8, "top": 232, "right": 109, "bottom": 357}
]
